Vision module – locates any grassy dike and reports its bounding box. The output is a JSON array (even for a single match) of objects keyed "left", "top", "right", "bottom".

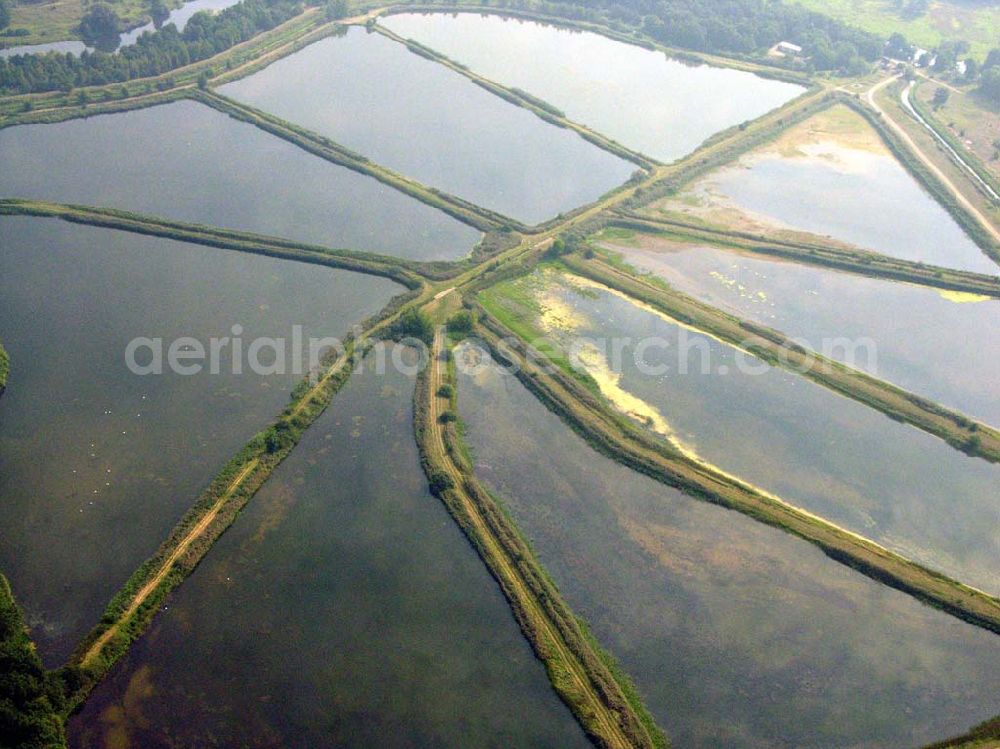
[
  {"left": 0, "top": 341, "right": 8, "bottom": 397},
  {"left": 845, "top": 94, "right": 1000, "bottom": 264},
  {"left": 57, "top": 286, "right": 422, "bottom": 712},
  {"left": 467, "top": 307, "right": 1000, "bottom": 638},
  {"left": 610, "top": 214, "right": 1000, "bottom": 297},
  {"left": 561, "top": 251, "right": 1000, "bottom": 461},
  {"left": 191, "top": 88, "right": 519, "bottom": 234},
  {"left": 0, "top": 198, "right": 439, "bottom": 279},
  {"left": 0, "top": 197, "right": 470, "bottom": 282},
  {"left": 371, "top": 22, "right": 658, "bottom": 170},
  {"left": 414, "top": 330, "right": 666, "bottom": 749},
  {"left": 194, "top": 83, "right": 640, "bottom": 240}
]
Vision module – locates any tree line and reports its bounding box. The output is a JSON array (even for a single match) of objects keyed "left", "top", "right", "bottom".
[
  {"left": 0, "top": 0, "right": 306, "bottom": 95},
  {"left": 0, "top": 576, "right": 65, "bottom": 749},
  {"left": 480, "top": 0, "right": 882, "bottom": 73}
]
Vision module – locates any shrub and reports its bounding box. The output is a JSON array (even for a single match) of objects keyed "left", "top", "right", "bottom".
[
  {"left": 384, "top": 308, "right": 434, "bottom": 346},
  {"left": 447, "top": 311, "right": 474, "bottom": 336},
  {"left": 428, "top": 470, "right": 454, "bottom": 496}
]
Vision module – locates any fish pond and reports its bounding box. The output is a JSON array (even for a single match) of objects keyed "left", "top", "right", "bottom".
[
  {"left": 597, "top": 232, "right": 1000, "bottom": 428},
  {"left": 649, "top": 105, "right": 1000, "bottom": 275},
  {"left": 381, "top": 11, "right": 806, "bottom": 163},
  {"left": 0, "top": 100, "right": 480, "bottom": 261},
  {"left": 0, "top": 216, "right": 399, "bottom": 664},
  {"left": 219, "top": 26, "right": 635, "bottom": 225},
  {"left": 455, "top": 340, "right": 1000, "bottom": 749},
  {"left": 479, "top": 267, "right": 1000, "bottom": 594},
  {"left": 67, "top": 353, "right": 588, "bottom": 748}
]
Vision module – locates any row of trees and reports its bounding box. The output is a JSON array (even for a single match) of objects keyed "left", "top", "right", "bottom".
[
  {"left": 484, "top": 0, "right": 882, "bottom": 73},
  {"left": 0, "top": 0, "right": 305, "bottom": 94},
  {"left": 637, "top": 0, "right": 882, "bottom": 73}
]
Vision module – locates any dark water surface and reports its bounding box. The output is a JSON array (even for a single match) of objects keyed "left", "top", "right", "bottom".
[
  {"left": 0, "top": 100, "right": 480, "bottom": 260},
  {"left": 68, "top": 354, "right": 588, "bottom": 748},
  {"left": 457, "top": 341, "right": 1000, "bottom": 748},
  {"left": 0, "top": 216, "right": 399, "bottom": 663}
]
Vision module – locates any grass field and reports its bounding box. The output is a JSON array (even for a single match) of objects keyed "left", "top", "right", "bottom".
[
  {"left": 914, "top": 78, "right": 1000, "bottom": 180},
  {"left": 788, "top": 0, "right": 1000, "bottom": 59},
  {"left": 2, "top": 0, "right": 181, "bottom": 47}
]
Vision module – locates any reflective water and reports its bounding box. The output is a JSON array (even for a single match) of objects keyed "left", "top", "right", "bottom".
[
  {"left": 0, "top": 99, "right": 480, "bottom": 260},
  {"left": 67, "top": 354, "right": 588, "bottom": 748},
  {"left": 119, "top": 0, "right": 242, "bottom": 46},
  {"left": 486, "top": 269, "right": 1000, "bottom": 594},
  {"left": 0, "top": 40, "right": 88, "bottom": 58},
  {"left": 703, "top": 153, "right": 1000, "bottom": 274},
  {"left": 0, "top": 216, "right": 399, "bottom": 664},
  {"left": 382, "top": 12, "right": 805, "bottom": 163},
  {"left": 457, "top": 340, "right": 1000, "bottom": 749},
  {"left": 659, "top": 105, "right": 1000, "bottom": 274},
  {"left": 606, "top": 237, "right": 1000, "bottom": 427},
  {"left": 220, "top": 26, "right": 635, "bottom": 225}
]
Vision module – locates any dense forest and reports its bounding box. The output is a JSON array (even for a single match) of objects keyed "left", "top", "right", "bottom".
[
  {"left": 0, "top": 576, "right": 65, "bottom": 749},
  {"left": 506, "top": 0, "right": 884, "bottom": 73},
  {"left": 0, "top": 0, "right": 308, "bottom": 94}
]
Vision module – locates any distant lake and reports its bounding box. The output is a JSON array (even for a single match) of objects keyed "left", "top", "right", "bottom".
[{"left": 0, "top": 0, "right": 242, "bottom": 58}]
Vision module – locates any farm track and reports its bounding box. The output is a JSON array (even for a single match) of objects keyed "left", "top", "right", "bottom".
[
  {"left": 79, "top": 458, "right": 260, "bottom": 667},
  {"left": 423, "top": 331, "right": 656, "bottom": 749}
]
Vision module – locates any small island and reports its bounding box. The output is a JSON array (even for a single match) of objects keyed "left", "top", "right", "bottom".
[{"left": 0, "top": 341, "right": 8, "bottom": 397}]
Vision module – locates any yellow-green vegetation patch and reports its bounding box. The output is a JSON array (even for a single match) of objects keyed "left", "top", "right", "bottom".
[
  {"left": 478, "top": 267, "right": 599, "bottom": 388},
  {"left": 592, "top": 226, "right": 640, "bottom": 248}
]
